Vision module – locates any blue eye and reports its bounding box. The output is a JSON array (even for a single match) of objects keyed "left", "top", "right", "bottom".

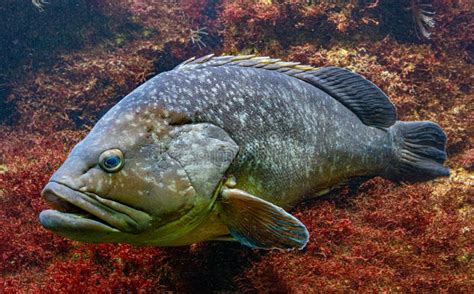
[
  {"left": 104, "top": 156, "right": 120, "bottom": 168},
  {"left": 99, "top": 149, "right": 124, "bottom": 173}
]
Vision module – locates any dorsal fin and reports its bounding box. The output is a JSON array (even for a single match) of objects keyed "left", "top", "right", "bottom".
[
  {"left": 174, "top": 54, "right": 397, "bottom": 128},
  {"left": 294, "top": 67, "right": 397, "bottom": 127},
  {"left": 174, "top": 54, "right": 315, "bottom": 73}
]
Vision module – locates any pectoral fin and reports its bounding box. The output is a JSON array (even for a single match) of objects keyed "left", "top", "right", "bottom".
[{"left": 218, "top": 188, "right": 309, "bottom": 250}]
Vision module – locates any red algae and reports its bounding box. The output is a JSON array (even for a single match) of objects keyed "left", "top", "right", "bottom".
[
  {"left": 0, "top": 128, "right": 84, "bottom": 275},
  {"left": 1, "top": 1, "right": 472, "bottom": 292},
  {"left": 238, "top": 179, "right": 473, "bottom": 292}
]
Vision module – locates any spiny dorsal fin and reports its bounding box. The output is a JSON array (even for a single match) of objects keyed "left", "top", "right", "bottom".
[
  {"left": 175, "top": 54, "right": 317, "bottom": 74},
  {"left": 174, "top": 54, "right": 397, "bottom": 128}
]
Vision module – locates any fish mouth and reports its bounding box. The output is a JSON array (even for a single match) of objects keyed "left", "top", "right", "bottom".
[{"left": 39, "top": 181, "right": 152, "bottom": 234}]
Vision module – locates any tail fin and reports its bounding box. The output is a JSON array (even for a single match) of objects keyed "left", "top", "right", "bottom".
[{"left": 387, "top": 121, "right": 449, "bottom": 182}]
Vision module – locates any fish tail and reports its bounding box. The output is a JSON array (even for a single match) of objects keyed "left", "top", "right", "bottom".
[{"left": 386, "top": 121, "right": 449, "bottom": 182}]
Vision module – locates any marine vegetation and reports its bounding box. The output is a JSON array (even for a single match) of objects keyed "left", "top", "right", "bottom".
[
  {"left": 38, "top": 54, "right": 449, "bottom": 250},
  {"left": 1, "top": 0, "right": 473, "bottom": 292}
]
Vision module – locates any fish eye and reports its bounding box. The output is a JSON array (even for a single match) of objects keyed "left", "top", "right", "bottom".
[{"left": 99, "top": 149, "right": 124, "bottom": 173}]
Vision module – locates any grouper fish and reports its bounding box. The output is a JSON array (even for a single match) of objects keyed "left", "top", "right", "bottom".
[{"left": 39, "top": 55, "right": 449, "bottom": 249}]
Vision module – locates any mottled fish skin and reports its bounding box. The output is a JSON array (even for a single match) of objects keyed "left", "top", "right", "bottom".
[
  {"left": 39, "top": 55, "right": 449, "bottom": 249},
  {"left": 107, "top": 66, "right": 391, "bottom": 209}
]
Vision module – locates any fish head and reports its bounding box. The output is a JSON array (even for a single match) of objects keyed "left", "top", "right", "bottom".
[{"left": 39, "top": 105, "right": 239, "bottom": 245}]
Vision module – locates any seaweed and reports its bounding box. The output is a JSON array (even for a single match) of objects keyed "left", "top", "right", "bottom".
[
  {"left": 0, "top": 0, "right": 472, "bottom": 292},
  {"left": 238, "top": 178, "right": 473, "bottom": 292}
]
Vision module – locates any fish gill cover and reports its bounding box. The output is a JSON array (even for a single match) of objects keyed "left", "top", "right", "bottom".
[{"left": 0, "top": 0, "right": 472, "bottom": 292}]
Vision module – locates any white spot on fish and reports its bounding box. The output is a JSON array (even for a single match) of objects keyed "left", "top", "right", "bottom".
[{"left": 125, "top": 113, "right": 134, "bottom": 121}]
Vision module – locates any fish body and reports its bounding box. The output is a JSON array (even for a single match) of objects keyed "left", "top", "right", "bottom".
[
  {"left": 39, "top": 55, "right": 449, "bottom": 249},
  {"left": 146, "top": 65, "right": 390, "bottom": 208}
]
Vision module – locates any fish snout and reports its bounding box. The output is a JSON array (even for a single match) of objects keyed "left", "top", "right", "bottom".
[
  {"left": 47, "top": 155, "right": 91, "bottom": 189},
  {"left": 41, "top": 182, "right": 78, "bottom": 212},
  {"left": 40, "top": 181, "right": 152, "bottom": 234}
]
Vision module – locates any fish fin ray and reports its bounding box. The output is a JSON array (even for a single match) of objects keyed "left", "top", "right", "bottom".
[
  {"left": 294, "top": 67, "right": 397, "bottom": 127},
  {"left": 174, "top": 55, "right": 315, "bottom": 74},
  {"left": 387, "top": 121, "right": 449, "bottom": 182},
  {"left": 174, "top": 56, "right": 396, "bottom": 127},
  {"left": 218, "top": 188, "right": 309, "bottom": 250}
]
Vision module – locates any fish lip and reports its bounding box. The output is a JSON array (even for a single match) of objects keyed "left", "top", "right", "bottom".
[
  {"left": 39, "top": 209, "right": 120, "bottom": 233},
  {"left": 40, "top": 181, "right": 151, "bottom": 234}
]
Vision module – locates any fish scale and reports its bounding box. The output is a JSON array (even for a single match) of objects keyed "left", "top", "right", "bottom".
[
  {"left": 135, "top": 66, "right": 385, "bottom": 208},
  {"left": 39, "top": 55, "right": 449, "bottom": 250}
]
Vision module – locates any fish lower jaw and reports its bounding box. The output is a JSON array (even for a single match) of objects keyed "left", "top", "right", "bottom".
[{"left": 39, "top": 209, "right": 120, "bottom": 233}]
